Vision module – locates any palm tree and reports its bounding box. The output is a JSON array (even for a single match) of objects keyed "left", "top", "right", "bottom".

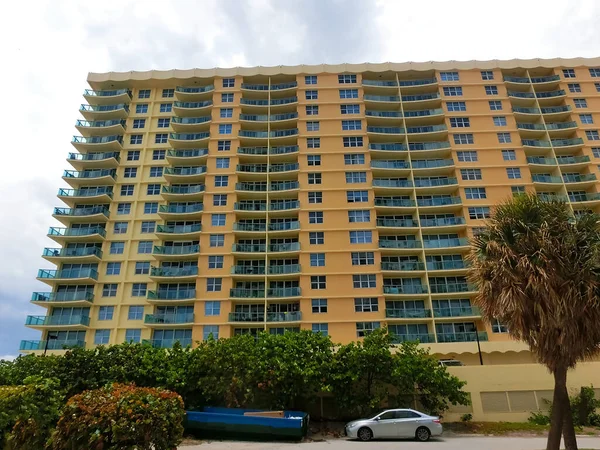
[{"left": 468, "top": 194, "right": 600, "bottom": 450}]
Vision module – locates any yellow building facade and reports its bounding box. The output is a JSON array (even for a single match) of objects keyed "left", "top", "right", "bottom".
[{"left": 21, "top": 58, "right": 600, "bottom": 375}]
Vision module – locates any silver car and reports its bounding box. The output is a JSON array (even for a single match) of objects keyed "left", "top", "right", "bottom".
[{"left": 345, "top": 408, "right": 443, "bottom": 442}]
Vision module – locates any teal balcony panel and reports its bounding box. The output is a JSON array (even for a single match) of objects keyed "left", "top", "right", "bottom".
[
  {"left": 31, "top": 291, "right": 94, "bottom": 303},
  {"left": 20, "top": 339, "right": 85, "bottom": 351},
  {"left": 385, "top": 308, "right": 431, "bottom": 318},
  {"left": 433, "top": 306, "right": 481, "bottom": 318},
  {"left": 37, "top": 268, "right": 98, "bottom": 280},
  {"left": 48, "top": 227, "right": 106, "bottom": 238},
  {"left": 150, "top": 266, "right": 198, "bottom": 277},
  {"left": 26, "top": 315, "right": 90, "bottom": 327},
  {"left": 437, "top": 331, "right": 488, "bottom": 343},
  {"left": 156, "top": 223, "right": 201, "bottom": 234},
  {"left": 43, "top": 247, "right": 103, "bottom": 258},
  {"left": 144, "top": 313, "right": 194, "bottom": 324},
  {"left": 153, "top": 245, "right": 200, "bottom": 255},
  {"left": 423, "top": 238, "right": 469, "bottom": 248}
]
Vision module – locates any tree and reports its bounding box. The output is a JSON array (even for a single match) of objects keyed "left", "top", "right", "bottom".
[{"left": 468, "top": 194, "right": 600, "bottom": 450}]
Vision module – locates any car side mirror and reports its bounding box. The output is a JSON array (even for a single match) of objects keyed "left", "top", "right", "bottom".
[{"left": 374, "top": 417, "right": 380, "bottom": 421}]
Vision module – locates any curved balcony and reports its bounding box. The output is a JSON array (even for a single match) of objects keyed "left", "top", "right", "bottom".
[
  {"left": 526, "top": 156, "right": 556, "bottom": 166},
  {"left": 62, "top": 169, "right": 116, "bottom": 187},
  {"left": 31, "top": 291, "right": 94, "bottom": 307},
  {"left": 67, "top": 151, "right": 120, "bottom": 170},
  {"left": 569, "top": 192, "right": 600, "bottom": 204},
  {"left": 173, "top": 101, "right": 213, "bottom": 116},
  {"left": 158, "top": 202, "right": 203, "bottom": 220},
  {"left": 383, "top": 285, "right": 428, "bottom": 296},
  {"left": 239, "top": 113, "right": 298, "bottom": 125},
  {"left": 147, "top": 289, "right": 196, "bottom": 304},
  {"left": 163, "top": 166, "right": 207, "bottom": 182},
  {"left": 362, "top": 79, "right": 399, "bottom": 88},
  {"left": 25, "top": 315, "right": 90, "bottom": 330},
  {"left": 541, "top": 105, "right": 572, "bottom": 119},
  {"left": 155, "top": 223, "right": 201, "bottom": 239},
  {"left": 166, "top": 148, "right": 208, "bottom": 165},
  {"left": 52, "top": 206, "right": 109, "bottom": 225},
  {"left": 170, "top": 116, "right": 211, "bottom": 132},
  {"left": 241, "top": 81, "right": 297, "bottom": 93},
  {"left": 411, "top": 159, "right": 454, "bottom": 174},
  {"left": 406, "top": 125, "right": 447, "bottom": 139},
  {"left": 71, "top": 135, "right": 123, "bottom": 152},
  {"left": 169, "top": 132, "right": 210, "bottom": 148},
  {"left": 430, "top": 282, "right": 477, "bottom": 295},
  {"left": 364, "top": 94, "right": 400, "bottom": 104},
  {"left": 423, "top": 237, "right": 469, "bottom": 250},
  {"left": 522, "top": 139, "right": 551, "bottom": 149},
  {"left": 563, "top": 173, "right": 597, "bottom": 187},
  {"left": 408, "top": 141, "right": 452, "bottom": 158},
  {"left": 238, "top": 128, "right": 298, "bottom": 144},
  {"left": 20, "top": 339, "right": 85, "bottom": 352},
  {"left": 367, "top": 126, "right": 404, "bottom": 136},
  {"left": 385, "top": 308, "right": 431, "bottom": 319},
  {"left": 539, "top": 194, "right": 569, "bottom": 202},
  {"left": 402, "top": 92, "right": 441, "bottom": 105},
  {"left": 75, "top": 119, "right": 126, "bottom": 137},
  {"left": 374, "top": 197, "right": 416, "bottom": 211},
  {"left": 144, "top": 338, "right": 193, "bottom": 348},
  {"left": 535, "top": 89, "right": 566, "bottom": 102},
  {"left": 516, "top": 123, "right": 546, "bottom": 137},
  {"left": 436, "top": 331, "right": 488, "bottom": 343},
  {"left": 365, "top": 111, "right": 403, "bottom": 126},
  {"left": 229, "top": 287, "right": 301, "bottom": 299},
  {"left": 530, "top": 75, "right": 561, "bottom": 84},
  {"left": 508, "top": 91, "right": 535, "bottom": 99},
  {"left": 80, "top": 103, "right": 129, "bottom": 120},
  {"left": 228, "top": 312, "right": 265, "bottom": 323},
  {"left": 47, "top": 226, "right": 106, "bottom": 244},
  {"left": 232, "top": 241, "right": 301, "bottom": 255},
  {"left": 57, "top": 187, "right": 113, "bottom": 206},
  {"left": 402, "top": 108, "right": 445, "bottom": 124},
  {"left": 144, "top": 313, "right": 195, "bottom": 327},
  {"left": 381, "top": 261, "right": 425, "bottom": 272},
  {"left": 237, "top": 145, "right": 299, "bottom": 162},
  {"left": 503, "top": 75, "right": 531, "bottom": 84},
  {"left": 545, "top": 121, "right": 578, "bottom": 135},
  {"left": 512, "top": 107, "right": 541, "bottom": 119},
  {"left": 83, "top": 88, "right": 131, "bottom": 105},
  {"left": 150, "top": 266, "right": 198, "bottom": 282},
  {"left": 373, "top": 178, "right": 413, "bottom": 192},
  {"left": 376, "top": 218, "right": 419, "bottom": 229},
  {"left": 233, "top": 221, "right": 300, "bottom": 236},
  {"left": 420, "top": 217, "right": 466, "bottom": 231},
  {"left": 42, "top": 246, "right": 102, "bottom": 264},
  {"left": 234, "top": 200, "right": 300, "bottom": 215},
  {"left": 556, "top": 155, "right": 590, "bottom": 168},
  {"left": 378, "top": 240, "right": 422, "bottom": 253},
  {"left": 414, "top": 178, "right": 458, "bottom": 194},
  {"left": 174, "top": 84, "right": 214, "bottom": 100},
  {"left": 240, "top": 97, "right": 298, "bottom": 112},
  {"left": 551, "top": 138, "right": 584, "bottom": 151},
  {"left": 237, "top": 163, "right": 299, "bottom": 178},
  {"left": 426, "top": 260, "right": 468, "bottom": 272},
  {"left": 231, "top": 264, "right": 301, "bottom": 277},
  {"left": 37, "top": 268, "right": 98, "bottom": 285},
  {"left": 433, "top": 306, "right": 480, "bottom": 318},
  {"left": 390, "top": 334, "right": 435, "bottom": 344},
  {"left": 153, "top": 244, "right": 200, "bottom": 260},
  {"left": 236, "top": 181, "right": 299, "bottom": 198},
  {"left": 370, "top": 160, "right": 410, "bottom": 176},
  {"left": 161, "top": 184, "right": 205, "bottom": 201},
  {"left": 417, "top": 197, "right": 462, "bottom": 212},
  {"left": 369, "top": 143, "right": 408, "bottom": 156}
]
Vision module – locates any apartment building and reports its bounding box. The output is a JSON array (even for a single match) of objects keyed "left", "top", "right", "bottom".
[{"left": 21, "top": 58, "right": 600, "bottom": 369}]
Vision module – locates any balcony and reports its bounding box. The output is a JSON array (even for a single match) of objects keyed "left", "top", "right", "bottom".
[
  {"left": 237, "top": 145, "right": 299, "bottom": 162},
  {"left": 25, "top": 315, "right": 90, "bottom": 329},
  {"left": 236, "top": 181, "right": 299, "bottom": 197},
  {"left": 166, "top": 148, "right": 208, "bottom": 165},
  {"left": 535, "top": 89, "right": 566, "bottom": 100},
  {"left": 512, "top": 107, "right": 541, "bottom": 116},
  {"left": 403, "top": 108, "right": 445, "bottom": 121},
  {"left": 232, "top": 242, "right": 301, "bottom": 254},
  {"left": 144, "top": 313, "right": 194, "bottom": 327},
  {"left": 436, "top": 331, "right": 488, "bottom": 343},
  {"left": 170, "top": 116, "right": 211, "bottom": 132},
  {"left": 367, "top": 126, "right": 404, "bottom": 135},
  {"left": 563, "top": 173, "right": 597, "bottom": 186},
  {"left": 545, "top": 121, "right": 578, "bottom": 133},
  {"left": 508, "top": 91, "right": 535, "bottom": 99},
  {"left": 385, "top": 308, "right": 431, "bottom": 319},
  {"left": 417, "top": 197, "right": 462, "bottom": 210},
  {"left": 144, "top": 338, "right": 193, "bottom": 348},
  {"left": 532, "top": 174, "right": 563, "bottom": 184},
  {"left": 231, "top": 264, "right": 301, "bottom": 277},
  {"left": 374, "top": 198, "right": 416, "bottom": 209},
  {"left": 433, "top": 306, "right": 481, "bottom": 318},
  {"left": 552, "top": 138, "right": 584, "bottom": 150},
  {"left": 235, "top": 200, "right": 300, "bottom": 214},
  {"left": 411, "top": 159, "right": 454, "bottom": 171},
  {"left": 373, "top": 179, "right": 413, "bottom": 190},
  {"left": 516, "top": 123, "right": 546, "bottom": 131},
  {"left": 569, "top": 193, "right": 600, "bottom": 204},
  {"left": 233, "top": 221, "right": 300, "bottom": 234},
  {"left": 155, "top": 223, "right": 201, "bottom": 238},
  {"left": 383, "top": 285, "right": 428, "bottom": 295},
  {"left": 557, "top": 155, "right": 590, "bottom": 168},
  {"left": 381, "top": 261, "right": 425, "bottom": 272},
  {"left": 423, "top": 238, "right": 469, "bottom": 249},
  {"left": 239, "top": 113, "right": 298, "bottom": 123},
  {"left": 67, "top": 151, "right": 120, "bottom": 170},
  {"left": 240, "top": 97, "right": 298, "bottom": 110},
  {"left": 80, "top": 103, "right": 129, "bottom": 120},
  {"left": 414, "top": 178, "right": 458, "bottom": 193},
  {"left": 503, "top": 76, "right": 531, "bottom": 84},
  {"left": 531, "top": 75, "right": 561, "bottom": 84},
  {"left": 522, "top": 139, "right": 551, "bottom": 148},
  {"left": 426, "top": 260, "right": 468, "bottom": 271},
  {"left": 379, "top": 240, "right": 422, "bottom": 250},
  {"left": 230, "top": 287, "right": 301, "bottom": 299},
  {"left": 408, "top": 142, "right": 452, "bottom": 157},
  {"left": 169, "top": 132, "right": 210, "bottom": 147},
  {"left": 238, "top": 129, "right": 299, "bottom": 144},
  {"left": 153, "top": 244, "right": 200, "bottom": 260},
  {"left": 31, "top": 291, "right": 94, "bottom": 306},
  {"left": 420, "top": 217, "right": 466, "bottom": 229},
  {"left": 267, "top": 311, "right": 302, "bottom": 322},
  {"left": 173, "top": 101, "right": 213, "bottom": 116},
  {"left": 527, "top": 156, "right": 556, "bottom": 166},
  {"left": 390, "top": 334, "right": 436, "bottom": 344},
  {"left": 429, "top": 283, "right": 477, "bottom": 294},
  {"left": 236, "top": 163, "right": 299, "bottom": 179},
  {"left": 71, "top": 135, "right": 123, "bottom": 152},
  {"left": 158, "top": 203, "right": 204, "bottom": 219},
  {"left": 147, "top": 289, "right": 196, "bottom": 303},
  {"left": 57, "top": 187, "right": 113, "bottom": 205},
  {"left": 83, "top": 88, "right": 131, "bottom": 104},
  {"left": 229, "top": 312, "right": 265, "bottom": 322},
  {"left": 37, "top": 268, "right": 98, "bottom": 285},
  {"left": 52, "top": 206, "right": 109, "bottom": 225},
  {"left": 241, "top": 82, "right": 297, "bottom": 92},
  {"left": 150, "top": 266, "right": 198, "bottom": 281},
  {"left": 402, "top": 92, "right": 441, "bottom": 103},
  {"left": 42, "top": 247, "right": 102, "bottom": 263},
  {"left": 174, "top": 85, "right": 214, "bottom": 100},
  {"left": 376, "top": 218, "right": 419, "bottom": 228},
  {"left": 364, "top": 94, "right": 400, "bottom": 103},
  {"left": 161, "top": 184, "right": 205, "bottom": 201},
  {"left": 20, "top": 339, "right": 86, "bottom": 352},
  {"left": 369, "top": 143, "right": 408, "bottom": 154},
  {"left": 541, "top": 105, "right": 572, "bottom": 116},
  {"left": 47, "top": 226, "right": 106, "bottom": 243},
  {"left": 75, "top": 119, "right": 126, "bottom": 136},
  {"left": 164, "top": 166, "right": 207, "bottom": 182},
  {"left": 62, "top": 169, "right": 116, "bottom": 187}
]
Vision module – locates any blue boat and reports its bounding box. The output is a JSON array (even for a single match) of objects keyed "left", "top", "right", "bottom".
[{"left": 185, "top": 407, "right": 309, "bottom": 440}]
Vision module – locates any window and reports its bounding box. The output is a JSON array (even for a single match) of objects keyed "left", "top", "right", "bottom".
[
  {"left": 127, "top": 151, "right": 140, "bottom": 161},
  {"left": 149, "top": 167, "right": 163, "bottom": 178},
  {"left": 502, "top": 149, "right": 516, "bottom": 161},
  {"left": 309, "top": 231, "right": 324, "bottom": 245},
  {"left": 512, "top": 186, "right": 526, "bottom": 196},
  {"left": 132, "top": 119, "right": 145, "bottom": 129},
  {"left": 130, "top": 134, "right": 142, "bottom": 144},
  {"left": 205, "top": 301, "right": 221, "bottom": 315},
  {"left": 341, "top": 104, "right": 360, "bottom": 114},
  {"left": 453, "top": 133, "right": 474, "bottom": 144},
  {"left": 492, "top": 319, "right": 509, "bottom": 333},
  {"left": 465, "top": 187, "right": 487, "bottom": 199},
  {"left": 449, "top": 117, "right": 470, "bottom": 128},
  {"left": 217, "top": 140, "right": 231, "bottom": 151},
  {"left": 131, "top": 283, "right": 147, "bottom": 296},
  {"left": 305, "top": 75, "right": 317, "bottom": 85},
  {"left": 349, "top": 230, "right": 372, "bottom": 244},
  {"left": 342, "top": 120, "right": 362, "bottom": 131},
  {"left": 106, "top": 262, "right": 121, "bottom": 275},
  {"left": 493, "top": 116, "right": 507, "bottom": 126},
  {"left": 102, "top": 283, "right": 117, "bottom": 297},
  {"left": 489, "top": 100, "right": 503, "bottom": 111},
  {"left": 207, "top": 278, "right": 222, "bottom": 292},
  {"left": 138, "top": 241, "right": 153, "bottom": 254},
  {"left": 306, "top": 105, "right": 319, "bottom": 115},
  {"left": 354, "top": 297, "right": 378, "bottom": 312},
  {"left": 339, "top": 74, "right": 357, "bottom": 84},
  {"left": 220, "top": 108, "right": 233, "bottom": 118},
  {"left": 305, "top": 90, "right": 318, "bottom": 100},
  {"left": 213, "top": 194, "right": 227, "bottom": 206},
  {"left": 506, "top": 167, "right": 522, "bottom": 179},
  {"left": 593, "top": 148, "right": 600, "bottom": 158},
  {"left": 348, "top": 210, "right": 370, "bottom": 222},
  {"left": 95, "top": 330, "right": 110, "bottom": 345},
  {"left": 563, "top": 68, "right": 576, "bottom": 78},
  {"left": 595, "top": 83, "right": 600, "bottom": 92},
  {"left": 223, "top": 78, "right": 235, "bottom": 88},
  {"left": 351, "top": 252, "right": 375, "bottom": 266},
  {"left": 307, "top": 155, "right": 321, "bottom": 166},
  {"left": 590, "top": 68, "right": 600, "bottom": 77},
  {"left": 312, "top": 299, "right": 327, "bottom": 313},
  {"left": 586, "top": 130, "right": 600, "bottom": 141},
  {"left": 460, "top": 169, "right": 482, "bottom": 180},
  {"left": 312, "top": 324, "right": 328, "bottom": 335},
  {"left": 138, "top": 89, "right": 150, "bottom": 99},
  {"left": 219, "top": 124, "right": 232, "bottom": 135},
  {"left": 157, "top": 118, "right": 170, "bottom": 128},
  {"left": 309, "top": 211, "right": 323, "bottom": 224},
  {"left": 440, "top": 71, "right": 459, "bottom": 81},
  {"left": 306, "top": 121, "right": 320, "bottom": 131},
  {"left": 311, "top": 275, "right": 326, "bottom": 289},
  {"left": 568, "top": 83, "right": 581, "bottom": 93},
  {"left": 144, "top": 202, "right": 158, "bottom": 214},
  {"left": 140, "top": 221, "right": 155, "bottom": 233},
  {"left": 117, "top": 203, "right": 131, "bottom": 215},
  {"left": 446, "top": 101, "right": 466, "bottom": 112},
  {"left": 98, "top": 306, "right": 115, "bottom": 320},
  {"left": 344, "top": 153, "right": 365, "bottom": 165},
  {"left": 343, "top": 136, "right": 363, "bottom": 147},
  {"left": 135, "top": 262, "right": 150, "bottom": 275},
  {"left": 211, "top": 214, "right": 226, "bottom": 226},
  {"left": 203, "top": 325, "right": 219, "bottom": 340},
  {"left": 497, "top": 132, "right": 512, "bottom": 143},
  {"left": 110, "top": 242, "right": 124, "bottom": 254},
  {"left": 307, "top": 137, "right": 320, "bottom": 148},
  {"left": 208, "top": 255, "right": 224, "bottom": 269},
  {"left": 125, "top": 329, "right": 141, "bottom": 343},
  {"left": 443, "top": 86, "right": 462, "bottom": 96},
  {"left": 345, "top": 171, "right": 367, "bottom": 183},
  {"left": 574, "top": 98, "right": 587, "bottom": 108},
  {"left": 123, "top": 167, "right": 137, "bottom": 178},
  {"left": 469, "top": 206, "right": 491, "bottom": 219},
  {"left": 339, "top": 89, "right": 359, "bottom": 99},
  {"left": 153, "top": 150, "right": 166, "bottom": 160},
  {"left": 353, "top": 274, "right": 376, "bottom": 288},
  {"left": 580, "top": 114, "right": 594, "bottom": 124},
  {"left": 308, "top": 173, "right": 322, "bottom": 184},
  {"left": 162, "top": 88, "right": 174, "bottom": 98},
  {"left": 484, "top": 85, "right": 498, "bottom": 95},
  {"left": 310, "top": 253, "right": 325, "bottom": 267},
  {"left": 456, "top": 151, "right": 478, "bottom": 162},
  {"left": 356, "top": 322, "right": 380, "bottom": 337},
  {"left": 147, "top": 184, "right": 161, "bottom": 195},
  {"left": 128, "top": 306, "right": 144, "bottom": 320},
  {"left": 347, "top": 190, "right": 369, "bottom": 203},
  {"left": 121, "top": 184, "right": 134, "bottom": 196},
  {"left": 481, "top": 70, "right": 494, "bottom": 80},
  {"left": 210, "top": 234, "right": 224, "bottom": 247},
  {"left": 136, "top": 104, "right": 148, "bottom": 114},
  {"left": 214, "top": 175, "right": 228, "bottom": 187},
  {"left": 216, "top": 157, "right": 230, "bottom": 169},
  {"left": 160, "top": 103, "right": 172, "bottom": 113},
  {"left": 113, "top": 222, "right": 128, "bottom": 234},
  {"left": 221, "top": 93, "right": 234, "bottom": 103},
  {"left": 308, "top": 192, "right": 322, "bottom": 204}
]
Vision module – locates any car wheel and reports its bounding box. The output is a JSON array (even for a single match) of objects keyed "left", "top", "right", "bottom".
[
  {"left": 357, "top": 427, "right": 373, "bottom": 441},
  {"left": 415, "top": 426, "right": 431, "bottom": 442}
]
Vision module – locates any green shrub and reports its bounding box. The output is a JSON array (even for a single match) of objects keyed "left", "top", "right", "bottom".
[
  {"left": 461, "top": 413, "right": 473, "bottom": 422},
  {"left": 52, "top": 383, "right": 185, "bottom": 450},
  {"left": 528, "top": 410, "right": 551, "bottom": 425}
]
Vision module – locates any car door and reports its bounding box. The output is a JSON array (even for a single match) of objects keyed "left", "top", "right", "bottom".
[
  {"left": 373, "top": 411, "right": 399, "bottom": 438},
  {"left": 395, "top": 410, "right": 423, "bottom": 437}
]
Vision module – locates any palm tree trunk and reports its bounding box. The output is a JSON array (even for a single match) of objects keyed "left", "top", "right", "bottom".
[
  {"left": 562, "top": 386, "right": 578, "bottom": 450},
  {"left": 546, "top": 366, "right": 567, "bottom": 450}
]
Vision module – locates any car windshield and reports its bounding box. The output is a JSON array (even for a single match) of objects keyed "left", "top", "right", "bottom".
[{"left": 370, "top": 409, "right": 392, "bottom": 420}]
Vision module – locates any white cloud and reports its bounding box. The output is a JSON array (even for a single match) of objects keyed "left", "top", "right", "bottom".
[{"left": 0, "top": 355, "right": 17, "bottom": 362}]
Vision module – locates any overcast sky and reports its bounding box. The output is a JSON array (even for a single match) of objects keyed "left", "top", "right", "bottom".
[{"left": 0, "top": 0, "right": 598, "bottom": 360}]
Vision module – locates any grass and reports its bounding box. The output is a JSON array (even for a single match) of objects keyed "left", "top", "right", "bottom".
[{"left": 446, "top": 421, "right": 600, "bottom": 437}]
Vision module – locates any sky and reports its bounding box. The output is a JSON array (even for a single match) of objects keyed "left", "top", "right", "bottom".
[{"left": 0, "top": 0, "right": 599, "bottom": 360}]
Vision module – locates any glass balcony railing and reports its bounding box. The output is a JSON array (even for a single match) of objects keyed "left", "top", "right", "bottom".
[
  {"left": 63, "top": 169, "right": 116, "bottom": 179},
  {"left": 385, "top": 308, "right": 431, "bottom": 318},
  {"left": 517, "top": 123, "right": 546, "bottom": 130},
  {"left": 159, "top": 203, "right": 204, "bottom": 214},
  {"left": 381, "top": 261, "right": 425, "bottom": 271},
  {"left": 167, "top": 148, "right": 209, "bottom": 159},
  {"left": 231, "top": 264, "right": 301, "bottom": 275},
  {"left": 233, "top": 221, "right": 300, "bottom": 232},
  {"left": 271, "top": 181, "right": 300, "bottom": 191},
  {"left": 383, "top": 285, "right": 428, "bottom": 295},
  {"left": 569, "top": 193, "right": 600, "bottom": 203},
  {"left": 379, "top": 240, "right": 422, "bottom": 249},
  {"left": 539, "top": 194, "right": 570, "bottom": 202},
  {"left": 26, "top": 315, "right": 90, "bottom": 327},
  {"left": 232, "top": 242, "right": 301, "bottom": 253},
  {"left": 241, "top": 82, "right": 298, "bottom": 91},
  {"left": 409, "top": 142, "right": 451, "bottom": 151},
  {"left": 402, "top": 93, "right": 440, "bottom": 102},
  {"left": 429, "top": 283, "right": 476, "bottom": 294},
  {"left": 237, "top": 163, "right": 299, "bottom": 173},
  {"left": 175, "top": 85, "right": 214, "bottom": 93},
  {"left": 530, "top": 75, "right": 560, "bottom": 83},
  {"left": 239, "top": 113, "right": 298, "bottom": 121},
  {"left": 376, "top": 218, "right": 419, "bottom": 227},
  {"left": 362, "top": 79, "right": 399, "bottom": 87},
  {"left": 536, "top": 90, "right": 565, "bottom": 98},
  {"left": 532, "top": 174, "right": 563, "bottom": 183},
  {"left": 43, "top": 247, "right": 102, "bottom": 258},
  {"left": 267, "top": 311, "right": 302, "bottom": 322},
  {"left": 403, "top": 108, "right": 444, "bottom": 118},
  {"left": 423, "top": 238, "right": 469, "bottom": 248},
  {"left": 433, "top": 306, "right": 481, "bottom": 318},
  {"left": 164, "top": 166, "right": 207, "bottom": 176},
  {"left": 541, "top": 105, "right": 571, "bottom": 114},
  {"left": 153, "top": 245, "right": 200, "bottom": 255},
  {"left": 239, "top": 129, "right": 299, "bottom": 138},
  {"left": 147, "top": 289, "right": 196, "bottom": 300},
  {"left": 522, "top": 139, "right": 551, "bottom": 147},
  {"left": 412, "top": 159, "right": 454, "bottom": 169},
  {"left": 563, "top": 174, "right": 597, "bottom": 183},
  {"left": 169, "top": 133, "right": 210, "bottom": 141},
  {"left": 527, "top": 157, "right": 556, "bottom": 165},
  {"left": 406, "top": 125, "right": 447, "bottom": 134},
  {"left": 365, "top": 110, "right": 402, "bottom": 118},
  {"left": 270, "top": 200, "right": 299, "bottom": 211},
  {"left": 162, "top": 185, "right": 205, "bottom": 196},
  {"left": 230, "top": 287, "right": 301, "bottom": 298},
  {"left": 373, "top": 179, "right": 413, "bottom": 188},
  {"left": 508, "top": 91, "right": 535, "bottom": 98},
  {"left": 173, "top": 101, "right": 213, "bottom": 109},
  {"left": 436, "top": 331, "right": 488, "bottom": 343},
  {"left": 557, "top": 155, "right": 590, "bottom": 165},
  {"left": 48, "top": 226, "right": 106, "bottom": 238},
  {"left": 150, "top": 266, "right": 198, "bottom": 277},
  {"left": 374, "top": 198, "right": 416, "bottom": 207},
  {"left": 231, "top": 266, "right": 266, "bottom": 275},
  {"left": 367, "top": 126, "right": 404, "bottom": 134},
  {"left": 512, "top": 107, "right": 541, "bottom": 114},
  {"left": 58, "top": 187, "right": 113, "bottom": 198},
  {"left": 364, "top": 95, "right": 400, "bottom": 102},
  {"left": 156, "top": 223, "right": 201, "bottom": 234},
  {"left": 362, "top": 78, "right": 437, "bottom": 87},
  {"left": 37, "top": 268, "right": 98, "bottom": 280},
  {"left": 369, "top": 143, "right": 408, "bottom": 151},
  {"left": 552, "top": 138, "right": 584, "bottom": 147},
  {"left": 53, "top": 206, "right": 109, "bottom": 218},
  {"left": 229, "top": 312, "right": 265, "bottom": 322},
  {"left": 83, "top": 88, "right": 131, "bottom": 98},
  {"left": 144, "top": 338, "right": 192, "bottom": 348},
  {"left": 20, "top": 339, "right": 86, "bottom": 351},
  {"left": 75, "top": 119, "right": 126, "bottom": 128},
  {"left": 80, "top": 104, "right": 129, "bottom": 113},
  {"left": 171, "top": 116, "right": 211, "bottom": 125},
  {"left": 426, "top": 260, "right": 468, "bottom": 271},
  {"left": 503, "top": 76, "right": 530, "bottom": 83},
  {"left": 414, "top": 178, "right": 457, "bottom": 187},
  {"left": 268, "top": 264, "right": 301, "bottom": 274},
  {"left": 31, "top": 291, "right": 94, "bottom": 303},
  {"left": 417, "top": 197, "right": 462, "bottom": 207},
  {"left": 400, "top": 78, "right": 437, "bottom": 87},
  {"left": 67, "top": 152, "right": 120, "bottom": 163},
  {"left": 545, "top": 121, "right": 577, "bottom": 130},
  {"left": 71, "top": 135, "right": 123, "bottom": 145},
  {"left": 237, "top": 145, "right": 299, "bottom": 156},
  {"left": 420, "top": 217, "right": 466, "bottom": 227},
  {"left": 391, "top": 334, "right": 436, "bottom": 344},
  {"left": 240, "top": 97, "right": 298, "bottom": 106},
  {"left": 144, "top": 313, "right": 194, "bottom": 324}
]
